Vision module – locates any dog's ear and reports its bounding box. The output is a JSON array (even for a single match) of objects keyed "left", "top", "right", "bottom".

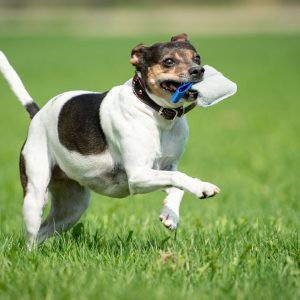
[
  {"left": 171, "top": 33, "right": 189, "bottom": 43},
  {"left": 130, "top": 43, "right": 146, "bottom": 67}
]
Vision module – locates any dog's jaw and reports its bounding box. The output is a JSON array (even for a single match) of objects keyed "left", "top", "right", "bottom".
[
  {"left": 146, "top": 88, "right": 184, "bottom": 108},
  {"left": 144, "top": 78, "right": 200, "bottom": 109}
]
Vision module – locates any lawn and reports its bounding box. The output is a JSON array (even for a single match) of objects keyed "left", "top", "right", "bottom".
[{"left": 0, "top": 34, "right": 299, "bottom": 300}]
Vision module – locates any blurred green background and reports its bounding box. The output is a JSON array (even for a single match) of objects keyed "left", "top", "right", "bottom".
[
  {"left": 0, "top": 0, "right": 299, "bottom": 36},
  {"left": 0, "top": 1, "right": 299, "bottom": 300}
]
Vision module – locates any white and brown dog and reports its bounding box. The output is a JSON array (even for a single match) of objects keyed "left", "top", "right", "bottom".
[{"left": 0, "top": 34, "right": 236, "bottom": 249}]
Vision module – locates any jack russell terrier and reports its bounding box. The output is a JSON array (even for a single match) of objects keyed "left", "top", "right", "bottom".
[{"left": 0, "top": 33, "right": 237, "bottom": 249}]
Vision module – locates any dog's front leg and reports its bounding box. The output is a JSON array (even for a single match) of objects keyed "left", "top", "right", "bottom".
[
  {"left": 160, "top": 187, "right": 184, "bottom": 230},
  {"left": 127, "top": 168, "right": 220, "bottom": 198},
  {"left": 159, "top": 165, "right": 183, "bottom": 231},
  {"left": 120, "top": 135, "right": 220, "bottom": 197}
]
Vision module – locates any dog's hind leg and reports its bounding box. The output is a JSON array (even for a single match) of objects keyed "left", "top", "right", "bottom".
[
  {"left": 20, "top": 123, "right": 52, "bottom": 250},
  {"left": 37, "top": 166, "right": 90, "bottom": 244}
]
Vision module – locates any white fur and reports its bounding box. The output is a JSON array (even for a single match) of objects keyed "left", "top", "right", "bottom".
[
  {"left": 0, "top": 51, "right": 34, "bottom": 106},
  {"left": 1, "top": 52, "right": 221, "bottom": 248}
]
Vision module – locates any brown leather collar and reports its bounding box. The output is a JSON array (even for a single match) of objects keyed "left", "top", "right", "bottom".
[{"left": 132, "top": 74, "right": 196, "bottom": 121}]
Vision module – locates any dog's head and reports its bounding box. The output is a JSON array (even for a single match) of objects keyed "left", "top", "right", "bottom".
[{"left": 130, "top": 33, "right": 204, "bottom": 104}]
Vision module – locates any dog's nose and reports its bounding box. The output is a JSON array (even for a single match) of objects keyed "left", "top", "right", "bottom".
[{"left": 189, "top": 66, "right": 205, "bottom": 79}]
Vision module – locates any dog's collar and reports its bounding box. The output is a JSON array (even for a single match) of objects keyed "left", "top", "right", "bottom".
[{"left": 132, "top": 74, "right": 196, "bottom": 121}]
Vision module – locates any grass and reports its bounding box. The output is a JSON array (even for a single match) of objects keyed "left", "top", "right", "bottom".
[{"left": 0, "top": 34, "right": 299, "bottom": 300}]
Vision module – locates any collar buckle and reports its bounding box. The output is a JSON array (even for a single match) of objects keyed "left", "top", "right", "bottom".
[{"left": 158, "top": 107, "right": 179, "bottom": 120}]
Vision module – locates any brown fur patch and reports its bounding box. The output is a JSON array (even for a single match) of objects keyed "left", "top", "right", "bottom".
[
  {"left": 58, "top": 93, "right": 108, "bottom": 155},
  {"left": 19, "top": 152, "right": 28, "bottom": 197}
]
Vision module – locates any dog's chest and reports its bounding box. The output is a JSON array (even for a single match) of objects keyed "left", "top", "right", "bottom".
[{"left": 153, "top": 127, "right": 185, "bottom": 170}]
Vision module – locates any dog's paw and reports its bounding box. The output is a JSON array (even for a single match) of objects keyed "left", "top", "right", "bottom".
[
  {"left": 159, "top": 206, "right": 179, "bottom": 231},
  {"left": 196, "top": 181, "right": 220, "bottom": 199}
]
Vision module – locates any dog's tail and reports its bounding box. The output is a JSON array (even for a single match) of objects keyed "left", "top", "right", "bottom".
[{"left": 0, "top": 51, "right": 39, "bottom": 119}]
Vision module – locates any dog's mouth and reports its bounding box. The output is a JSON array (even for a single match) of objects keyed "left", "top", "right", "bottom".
[
  {"left": 160, "top": 80, "right": 182, "bottom": 93},
  {"left": 160, "top": 80, "right": 199, "bottom": 101}
]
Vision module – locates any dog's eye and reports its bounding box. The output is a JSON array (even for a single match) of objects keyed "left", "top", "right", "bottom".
[
  {"left": 194, "top": 55, "right": 201, "bottom": 65},
  {"left": 163, "top": 58, "right": 175, "bottom": 67}
]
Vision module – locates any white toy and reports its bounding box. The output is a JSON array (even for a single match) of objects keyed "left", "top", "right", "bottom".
[{"left": 193, "top": 64, "right": 237, "bottom": 107}]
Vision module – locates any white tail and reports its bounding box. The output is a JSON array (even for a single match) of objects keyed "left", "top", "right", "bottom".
[{"left": 0, "top": 51, "right": 39, "bottom": 118}]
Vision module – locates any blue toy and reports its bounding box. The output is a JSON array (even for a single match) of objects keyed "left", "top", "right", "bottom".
[{"left": 171, "top": 82, "right": 193, "bottom": 103}]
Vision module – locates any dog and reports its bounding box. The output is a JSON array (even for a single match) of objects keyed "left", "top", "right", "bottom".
[{"left": 0, "top": 33, "right": 220, "bottom": 249}]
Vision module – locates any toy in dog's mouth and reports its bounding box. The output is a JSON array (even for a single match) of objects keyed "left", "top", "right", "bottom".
[{"left": 160, "top": 80, "right": 199, "bottom": 101}]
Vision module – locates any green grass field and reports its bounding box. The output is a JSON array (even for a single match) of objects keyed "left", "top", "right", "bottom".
[{"left": 0, "top": 34, "right": 299, "bottom": 300}]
